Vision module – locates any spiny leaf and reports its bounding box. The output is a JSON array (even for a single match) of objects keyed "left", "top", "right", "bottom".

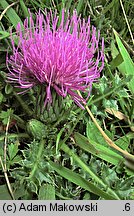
[
  {"left": 8, "top": 142, "right": 18, "bottom": 161},
  {"left": 38, "top": 184, "right": 55, "bottom": 200}
]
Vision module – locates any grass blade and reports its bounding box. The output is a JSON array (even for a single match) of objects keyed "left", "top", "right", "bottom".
[
  {"left": 0, "top": 30, "right": 10, "bottom": 40},
  {"left": 20, "top": 0, "right": 29, "bottom": 18},
  {"left": 113, "top": 29, "right": 134, "bottom": 94},
  {"left": 59, "top": 143, "right": 120, "bottom": 199},
  {"left": 74, "top": 132, "right": 123, "bottom": 165},
  {"left": 50, "top": 161, "right": 117, "bottom": 200},
  {"left": 0, "top": 0, "right": 23, "bottom": 27}
]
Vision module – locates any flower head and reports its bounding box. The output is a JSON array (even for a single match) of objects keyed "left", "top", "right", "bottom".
[{"left": 7, "top": 9, "right": 104, "bottom": 108}]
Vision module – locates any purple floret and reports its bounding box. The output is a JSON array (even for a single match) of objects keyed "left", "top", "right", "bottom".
[{"left": 7, "top": 9, "right": 104, "bottom": 108}]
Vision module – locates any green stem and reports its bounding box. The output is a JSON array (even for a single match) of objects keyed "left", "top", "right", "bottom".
[
  {"left": 40, "top": 85, "right": 46, "bottom": 115},
  {"left": 60, "top": 143, "right": 120, "bottom": 200},
  {"left": 105, "top": 61, "right": 115, "bottom": 79},
  {"left": 89, "top": 80, "right": 126, "bottom": 106},
  {"left": 36, "top": 86, "right": 41, "bottom": 117},
  {"left": 27, "top": 139, "right": 45, "bottom": 179},
  {"left": 0, "top": 133, "right": 29, "bottom": 141},
  {"left": 58, "top": 112, "right": 84, "bottom": 148},
  {"left": 13, "top": 114, "right": 26, "bottom": 129},
  {"left": 130, "top": 99, "right": 134, "bottom": 122},
  {"left": 29, "top": 89, "right": 36, "bottom": 106}
]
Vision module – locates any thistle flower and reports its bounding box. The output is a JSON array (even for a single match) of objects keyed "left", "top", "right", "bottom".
[{"left": 7, "top": 10, "right": 104, "bottom": 108}]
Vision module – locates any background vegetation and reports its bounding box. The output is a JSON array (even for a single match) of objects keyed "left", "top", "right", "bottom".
[{"left": 0, "top": 0, "right": 134, "bottom": 200}]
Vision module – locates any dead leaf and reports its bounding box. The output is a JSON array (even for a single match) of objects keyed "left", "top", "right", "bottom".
[{"left": 105, "top": 108, "right": 128, "bottom": 120}]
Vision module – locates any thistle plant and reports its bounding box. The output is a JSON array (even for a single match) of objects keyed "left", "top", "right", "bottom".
[
  {"left": 0, "top": 1, "right": 133, "bottom": 200},
  {"left": 7, "top": 9, "right": 104, "bottom": 109},
  {"left": 4, "top": 9, "right": 109, "bottom": 200}
]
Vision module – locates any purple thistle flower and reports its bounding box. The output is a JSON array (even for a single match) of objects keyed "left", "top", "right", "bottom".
[{"left": 7, "top": 9, "right": 104, "bottom": 109}]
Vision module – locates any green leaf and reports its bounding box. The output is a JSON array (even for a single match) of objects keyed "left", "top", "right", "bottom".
[
  {"left": 0, "top": 184, "right": 27, "bottom": 200},
  {"left": 101, "top": 164, "right": 119, "bottom": 187},
  {"left": 86, "top": 122, "right": 107, "bottom": 146},
  {"left": 115, "top": 133, "right": 134, "bottom": 150},
  {"left": 117, "top": 89, "right": 129, "bottom": 98},
  {"left": 60, "top": 143, "right": 120, "bottom": 199},
  {"left": 103, "top": 99, "right": 118, "bottom": 110},
  {"left": 125, "top": 167, "right": 134, "bottom": 176},
  {"left": 5, "top": 84, "right": 13, "bottom": 94},
  {"left": 113, "top": 29, "right": 134, "bottom": 94},
  {"left": 8, "top": 143, "right": 18, "bottom": 160},
  {"left": 76, "top": 0, "right": 83, "bottom": 14},
  {"left": 14, "top": 184, "right": 27, "bottom": 199},
  {"left": 65, "top": 0, "right": 73, "bottom": 11},
  {"left": 38, "top": 184, "right": 55, "bottom": 200},
  {"left": 74, "top": 132, "right": 123, "bottom": 165},
  {"left": 0, "top": 30, "right": 10, "bottom": 40},
  {"left": 35, "top": 171, "right": 53, "bottom": 185},
  {"left": 0, "top": 0, "right": 23, "bottom": 28},
  {"left": 110, "top": 42, "right": 124, "bottom": 70},
  {"left": 0, "top": 92, "right": 4, "bottom": 104},
  {"left": 11, "top": 155, "right": 22, "bottom": 164},
  {"left": 50, "top": 161, "right": 116, "bottom": 200},
  {"left": 0, "top": 109, "right": 13, "bottom": 125},
  {"left": 111, "top": 53, "right": 124, "bottom": 69},
  {"left": 120, "top": 176, "right": 134, "bottom": 190},
  {"left": 27, "top": 181, "right": 38, "bottom": 194},
  {"left": 0, "top": 185, "right": 12, "bottom": 200},
  {"left": 117, "top": 176, "right": 134, "bottom": 199},
  {"left": 20, "top": 0, "right": 29, "bottom": 18}
]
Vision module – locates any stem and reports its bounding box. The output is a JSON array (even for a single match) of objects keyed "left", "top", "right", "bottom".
[
  {"left": 0, "top": 133, "right": 29, "bottom": 141},
  {"left": 40, "top": 85, "right": 46, "bottom": 115},
  {"left": 36, "top": 86, "right": 41, "bottom": 117},
  {"left": 27, "top": 139, "right": 45, "bottom": 179},
  {"left": 13, "top": 114, "right": 26, "bottom": 129},
  {"left": 60, "top": 143, "right": 120, "bottom": 200},
  {"left": 58, "top": 112, "right": 84, "bottom": 149},
  {"left": 130, "top": 99, "right": 134, "bottom": 122},
  {"left": 0, "top": 116, "right": 15, "bottom": 199},
  {"left": 0, "top": 156, "right": 15, "bottom": 199},
  {"left": 0, "top": 116, "right": 15, "bottom": 200},
  {"left": 89, "top": 81, "right": 126, "bottom": 106},
  {"left": 4, "top": 117, "right": 10, "bottom": 171}
]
